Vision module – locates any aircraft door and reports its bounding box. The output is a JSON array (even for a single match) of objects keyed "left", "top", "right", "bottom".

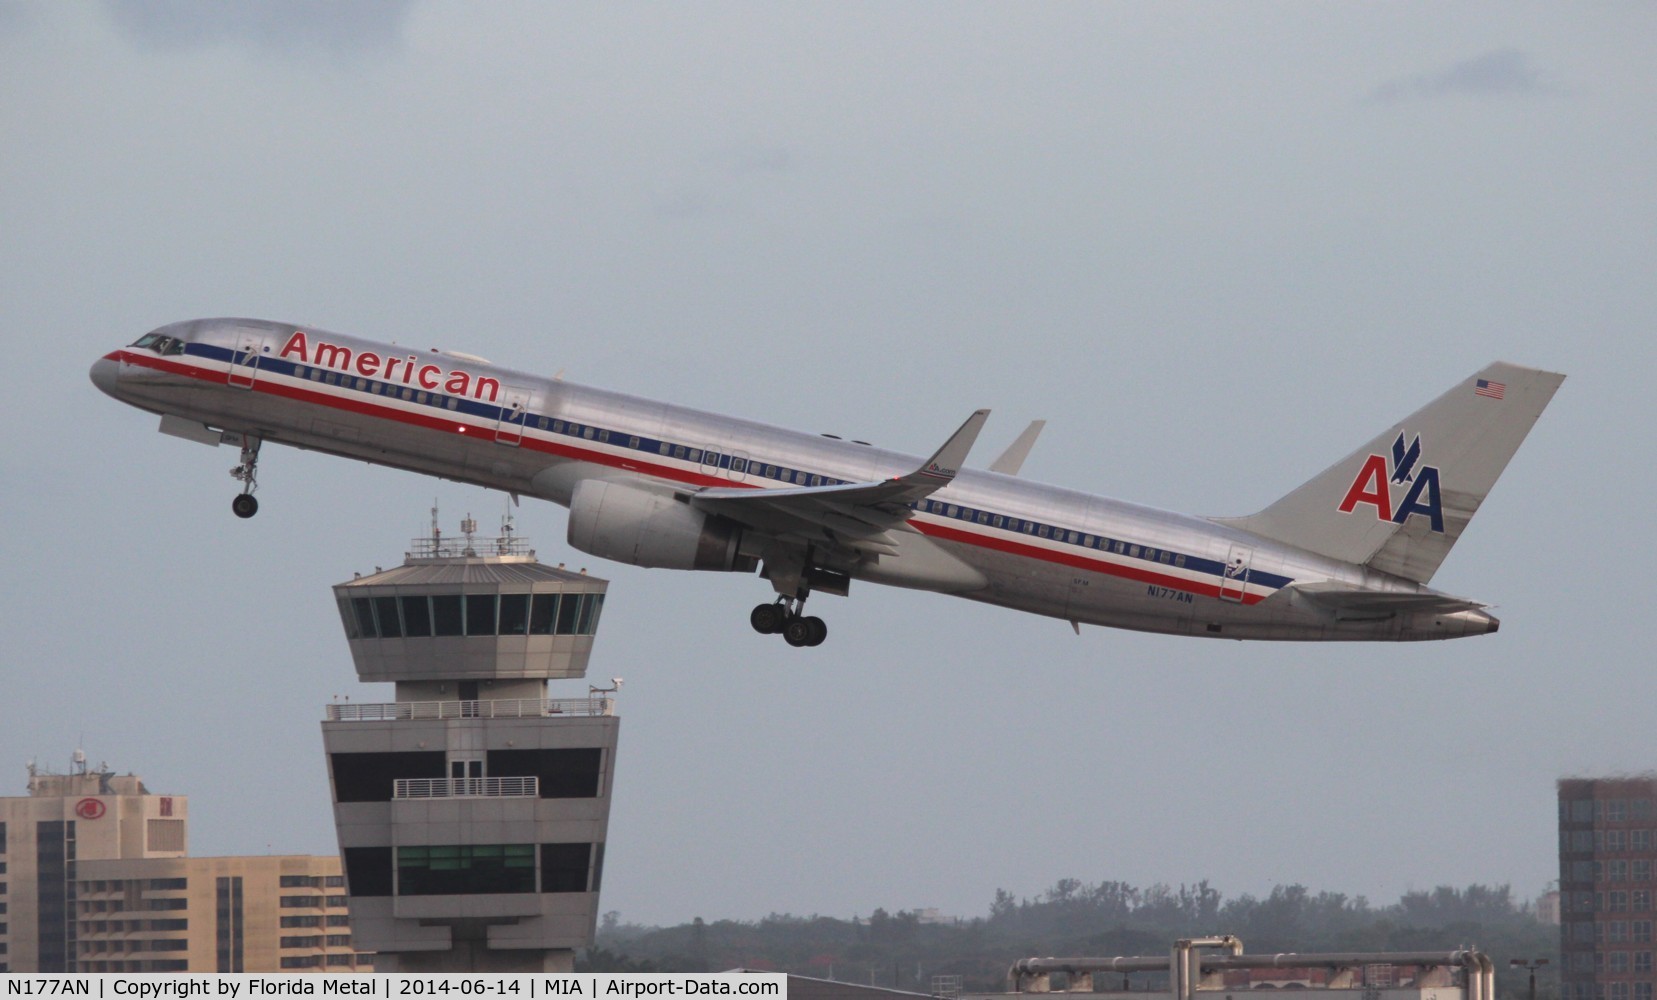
[
  {"left": 495, "top": 387, "right": 531, "bottom": 446},
  {"left": 725, "top": 449, "right": 750, "bottom": 482},
  {"left": 227, "top": 331, "right": 266, "bottom": 389},
  {"left": 1218, "top": 543, "right": 1253, "bottom": 602}
]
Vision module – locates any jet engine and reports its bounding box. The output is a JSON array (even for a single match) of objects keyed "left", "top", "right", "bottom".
[{"left": 567, "top": 479, "right": 756, "bottom": 572}]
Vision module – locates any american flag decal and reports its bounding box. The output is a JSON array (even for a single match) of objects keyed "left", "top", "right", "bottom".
[{"left": 1475, "top": 378, "right": 1506, "bottom": 400}]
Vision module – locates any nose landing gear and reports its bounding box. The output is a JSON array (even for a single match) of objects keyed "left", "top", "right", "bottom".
[
  {"left": 750, "top": 598, "right": 827, "bottom": 647},
  {"left": 229, "top": 435, "right": 262, "bottom": 519}
]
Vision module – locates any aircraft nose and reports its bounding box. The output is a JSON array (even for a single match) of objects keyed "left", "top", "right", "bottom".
[{"left": 90, "top": 355, "right": 120, "bottom": 397}]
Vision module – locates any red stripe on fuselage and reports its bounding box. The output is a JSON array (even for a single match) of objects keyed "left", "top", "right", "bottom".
[{"left": 121, "top": 349, "right": 1262, "bottom": 605}]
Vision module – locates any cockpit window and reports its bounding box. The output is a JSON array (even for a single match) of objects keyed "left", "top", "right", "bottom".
[{"left": 130, "top": 333, "right": 186, "bottom": 355}]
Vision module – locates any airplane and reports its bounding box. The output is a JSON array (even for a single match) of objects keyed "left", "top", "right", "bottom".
[{"left": 91, "top": 319, "right": 1563, "bottom": 647}]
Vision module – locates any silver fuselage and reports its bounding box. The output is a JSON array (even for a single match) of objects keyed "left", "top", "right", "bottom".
[{"left": 92, "top": 318, "right": 1498, "bottom": 641}]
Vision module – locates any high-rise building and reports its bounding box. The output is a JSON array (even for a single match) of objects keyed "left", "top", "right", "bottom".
[
  {"left": 1558, "top": 776, "right": 1657, "bottom": 1000},
  {"left": 0, "top": 760, "right": 368, "bottom": 973},
  {"left": 0, "top": 762, "right": 186, "bottom": 972}
]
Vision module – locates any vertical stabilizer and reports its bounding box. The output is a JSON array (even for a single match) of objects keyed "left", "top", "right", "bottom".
[{"left": 1213, "top": 362, "right": 1563, "bottom": 583}]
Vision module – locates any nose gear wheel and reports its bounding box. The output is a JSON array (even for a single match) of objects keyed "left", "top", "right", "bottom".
[{"left": 229, "top": 435, "right": 262, "bottom": 518}]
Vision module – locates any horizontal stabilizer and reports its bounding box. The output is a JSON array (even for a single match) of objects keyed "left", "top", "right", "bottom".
[{"left": 1290, "top": 581, "right": 1485, "bottom": 618}]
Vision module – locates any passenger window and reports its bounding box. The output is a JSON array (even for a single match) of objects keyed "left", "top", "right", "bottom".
[
  {"left": 538, "top": 417, "right": 548, "bottom": 429},
  {"left": 354, "top": 378, "right": 367, "bottom": 391},
  {"left": 598, "top": 430, "right": 609, "bottom": 443},
  {"left": 688, "top": 449, "right": 702, "bottom": 463},
  {"left": 629, "top": 437, "right": 641, "bottom": 449},
  {"left": 416, "top": 391, "right": 427, "bottom": 404},
  {"left": 659, "top": 442, "right": 671, "bottom": 455},
  {"left": 447, "top": 398, "right": 458, "bottom": 410},
  {"left": 1038, "top": 526, "right": 1050, "bottom": 538},
  {"left": 400, "top": 387, "right": 412, "bottom": 400},
  {"left": 674, "top": 445, "right": 687, "bottom": 459},
  {"left": 584, "top": 427, "right": 595, "bottom": 440},
  {"left": 552, "top": 420, "right": 564, "bottom": 432}
]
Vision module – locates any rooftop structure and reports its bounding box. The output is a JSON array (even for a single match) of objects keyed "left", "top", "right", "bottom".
[{"left": 993, "top": 937, "right": 1494, "bottom": 1000}]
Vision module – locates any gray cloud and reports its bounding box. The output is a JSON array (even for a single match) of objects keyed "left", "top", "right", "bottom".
[
  {"left": 0, "top": 1, "right": 39, "bottom": 38},
  {"left": 1366, "top": 48, "right": 1552, "bottom": 103},
  {"left": 101, "top": 0, "right": 415, "bottom": 58}
]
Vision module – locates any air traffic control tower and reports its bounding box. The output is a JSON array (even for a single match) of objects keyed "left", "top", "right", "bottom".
[{"left": 320, "top": 515, "right": 618, "bottom": 973}]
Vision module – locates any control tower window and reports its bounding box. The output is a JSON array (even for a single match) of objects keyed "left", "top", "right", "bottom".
[
  {"left": 430, "top": 595, "right": 463, "bottom": 637},
  {"left": 498, "top": 594, "right": 529, "bottom": 636},
  {"left": 373, "top": 597, "right": 402, "bottom": 639},
  {"left": 465, "top": 595, "right": 497, "bottom": 636},
  {"left": 399, "top": 596, "right": 431, "bottom": 638},
  {"left": 539, "top": 843, "right": 595, "bottom": 893},
  {"left": 337, "top": 598, "right": 360, "bottom": 640},
  {"left": 555, "top": 594, "right": 581, "bottom": 634},
  {"left": 350, "top": 598, "right": 378, "bottom": 639},
  {"left": 529, "top": 594, "right": 559, "bottom": 635},
  {"left": 396, "top": 844, "right": 535, "bottom": 896},
  {"left": 577, "top": 594, "right": 604, "bottom": 634}
]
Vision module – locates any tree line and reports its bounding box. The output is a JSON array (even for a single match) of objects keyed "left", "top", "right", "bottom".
[{"left": 582, "top": 879, "right": 1558, "bottom": 999}]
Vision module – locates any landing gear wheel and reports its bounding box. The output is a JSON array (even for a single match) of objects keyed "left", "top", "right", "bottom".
[
  {"left": 232, "top": 493, "right": 259, "bottom": 519},
  {"left": 782, "top": 617, "right": 815, "bottom": 647},
  {"left": 750, "top": 602, "right": 786, "bottom": 635},
  {"left": 802, "top": 616, "right": 827, "bottom": 647}
]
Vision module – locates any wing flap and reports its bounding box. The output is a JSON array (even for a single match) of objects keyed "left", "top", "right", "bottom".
[{"left": 689, "top": 409, "right": 989, "bottom": 550}]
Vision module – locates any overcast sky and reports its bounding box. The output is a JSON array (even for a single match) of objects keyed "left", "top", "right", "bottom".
[{"left": 3, "top": 2, "right": 1654, "bottom": 928}]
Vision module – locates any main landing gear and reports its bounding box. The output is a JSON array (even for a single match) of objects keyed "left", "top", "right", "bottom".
[
  {"left": 750, "top": 599, "right": 827, "bottom": 648},
  {"left": 229, "top": 435, "right": 261, "bottom": 519}
]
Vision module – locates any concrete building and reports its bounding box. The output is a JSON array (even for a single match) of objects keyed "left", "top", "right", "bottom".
[
  {"left": 0, "top": 762, "right": 187, "bottom": 972},
  {"left": 1558, "top": 776, "right": 1657, "bottom": 1000},
  {"left": 0, "top": 761, "right": 365, "bottom": 973},
  {"left": 322, "top": 518, "right": 618, "bottom": 973},
  {"left": 993, "top": 938, "right": 1495, "bottom": 1000},
  {"left": 74, "top": 854, "right": 369, "bottom": 973}
]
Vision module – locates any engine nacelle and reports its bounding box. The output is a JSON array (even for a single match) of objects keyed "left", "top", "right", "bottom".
[{"left": 567, "top": 479, "right": 755, "bottom": 572}]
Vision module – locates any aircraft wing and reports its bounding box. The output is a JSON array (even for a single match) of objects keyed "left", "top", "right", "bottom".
[
  {"left": 689, "top": 409, "right": 990, "bottom": 554},
  {"left": 1289, "top": 581, "right": 1486, "bottom": 617}
]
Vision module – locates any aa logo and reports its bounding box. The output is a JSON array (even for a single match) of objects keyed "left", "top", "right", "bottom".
[{"left": 1337, "top": 432, "right": 1445, "bottom": 532}]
